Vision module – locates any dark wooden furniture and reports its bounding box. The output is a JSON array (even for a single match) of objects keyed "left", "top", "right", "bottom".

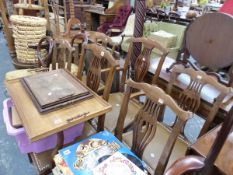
[
  {"left": 64, "top": 0, "right": 92, "bottom": 23},
  {"left": 114, "top": 79, "right": 192, "bottom": 175},
  {"left": 146, "top": 9, "right": 193, "bottom": 25},
  {"left": 78, "top": 43, "right": 119, "bottom": 131},
  {"left": 84, "top": 9, "right": 116, "bottom": 31},
  {"left": 63, "top": 0, "right": 82, "bottom": 36},
  {"left": 104, "top": 37, "right": 168, "bottom": 132},
  {"left": 169, "top": 13, "right": 233, "bottom": 87},
  {"left": 82, "top": 32, "right": 121, "bottom": 91},
  {"left": 166, "top": 65, "right": 233, "bottom": 138},
  {"left": 165, "top": 106, "right": 233, "bottom": 175}
]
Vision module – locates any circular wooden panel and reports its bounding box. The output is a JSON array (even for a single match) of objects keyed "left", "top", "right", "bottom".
[{"left": 186, "top": 13, "right": 233, "bottom": 69}]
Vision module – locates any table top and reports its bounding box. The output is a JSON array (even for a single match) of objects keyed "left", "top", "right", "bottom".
[
  {"left": 191, "top": 125, "right": 233, "bottom": 175},
  {"left": 5, "top": 70, "right": 112, "bottom": 142}
]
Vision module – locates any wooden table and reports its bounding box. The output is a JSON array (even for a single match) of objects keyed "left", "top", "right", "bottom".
[
  {"left": 84, "top": 9, "right": 116, "bottom": 30},
  {"left": 188, "top": 125, "right": 233, "bottom": 175},
  {"left": 5, "top": 70, "right": 112, "bottom": 174},
  {"left": 5, "top": 75, "right": 111, "bottom": 142}
]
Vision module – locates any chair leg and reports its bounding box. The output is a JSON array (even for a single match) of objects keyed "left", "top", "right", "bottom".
[
  {"left": 97, "top": 114, "right": 105, "bottom": 132},
  {"left": 27, "top": 153, "right": 33, "bottom": 163}
]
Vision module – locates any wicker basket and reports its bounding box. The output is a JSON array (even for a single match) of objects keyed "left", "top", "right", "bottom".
[{"left": 10, "top": 15, "right": 47, "bottom": 64}]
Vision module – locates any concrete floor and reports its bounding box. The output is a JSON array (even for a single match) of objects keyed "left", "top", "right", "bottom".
[{"left": 0, "top": 32, "right": 37, "bottom": 175}]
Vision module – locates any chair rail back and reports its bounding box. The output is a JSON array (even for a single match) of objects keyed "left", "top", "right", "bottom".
[
  {"left": 167, "top": 65, "right": 233, "bottom": 137},
  {"left": 115, "top": 79, "right": 192, "bottom": 175},
  {"left": 51, "top": 39, "right": 75, "bottom": 72},
  {"left": 120, "top": 37, "right": 168, "bottom": 91}
]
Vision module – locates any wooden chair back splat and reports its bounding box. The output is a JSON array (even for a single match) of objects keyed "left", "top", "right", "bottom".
[
  {"left": 91, "top": 32, "right": 117, "bottom": 53},
  {"left": 78, "top": 43, "right": 119, "bottom": 131},
  {"left": 167, "top": 65, "right": 233, "bottom": 137},
  {"left": 71, "top": 33, "right": 87, "bottom": 67},
  {"left": 115, "top": 79, "right": 192, "bottom": 175},
  {"left": 121, "top": 37, "right": 168, "bottom": 91},
  {"left": 51, "top": 39, "right": 75, "bottom": 73}
]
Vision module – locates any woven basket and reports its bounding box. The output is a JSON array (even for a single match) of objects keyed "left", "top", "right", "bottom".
[
  {"left": 10, "top": 15, "right": 47, "bottom": 26},
  {"left": 10, "top": 15, "right": 47, "bottom": 64}
]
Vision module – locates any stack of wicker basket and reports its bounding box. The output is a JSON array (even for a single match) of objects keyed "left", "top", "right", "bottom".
[{"left": 10, "top": 15, "right": 47, "bottom": 64}]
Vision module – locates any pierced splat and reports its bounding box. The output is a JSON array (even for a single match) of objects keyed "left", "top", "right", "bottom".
[
  {"left": 86, "top": 55, "right": 102, "bottom": 92},
  {"left": 78, "top": 43, "right": 119, "bottom": 131},
  {"left": 167, "top": 65, "right": 233, "bottom": 137},
  {"left": 134, "top": 47, "right": 153, "bottom": 82},
  {"left": 115, "top": 79, "right": 192, "bottom": 175},
  {"left": 120, "top": 37, "right": 168, "bottom": 91},
  {"left": 177, "top": 76, "right": 204, "bottom": 112},
  {"left": 132, "top": 98, "right": 163, "bottom": 158}
]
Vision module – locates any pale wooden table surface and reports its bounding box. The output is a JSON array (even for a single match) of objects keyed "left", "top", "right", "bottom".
[{"left": 5, "top": 71, "right": 112, "bottom": 142}]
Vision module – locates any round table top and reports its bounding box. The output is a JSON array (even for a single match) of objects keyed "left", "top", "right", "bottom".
[{"left": 186, "top": 13, "right": 233, "bottom": 69}]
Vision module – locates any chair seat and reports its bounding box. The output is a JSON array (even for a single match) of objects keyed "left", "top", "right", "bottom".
[
  {"left": 122, "top": 123, "right": 188, "bottom": 174},
  {"left": 104, "top": 93, "right": 142, "bottom": 132}
]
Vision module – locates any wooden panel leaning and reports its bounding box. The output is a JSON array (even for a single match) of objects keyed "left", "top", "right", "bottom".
[
  {"left": 167, "top": 65, "right": 233, "bottom": 138},
  {"left": 114, "top": 79, "right": 192, "bottom": 175},
  {"left": 77, "top": 43, "right": 119, "bottom": 131},
  {"left": 103, "top": 37, "right": 168, "bottom": 133}
]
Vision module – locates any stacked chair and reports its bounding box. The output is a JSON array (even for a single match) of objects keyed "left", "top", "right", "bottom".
[
  {"left": 77, "top": 43, "right": 119, "bottom": 132},
  {"left": 165, "top": 65, "right": 233, "bottom": 142},
  {"left": 104, "top": 37, "right": 168, "bottom": 132}
]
